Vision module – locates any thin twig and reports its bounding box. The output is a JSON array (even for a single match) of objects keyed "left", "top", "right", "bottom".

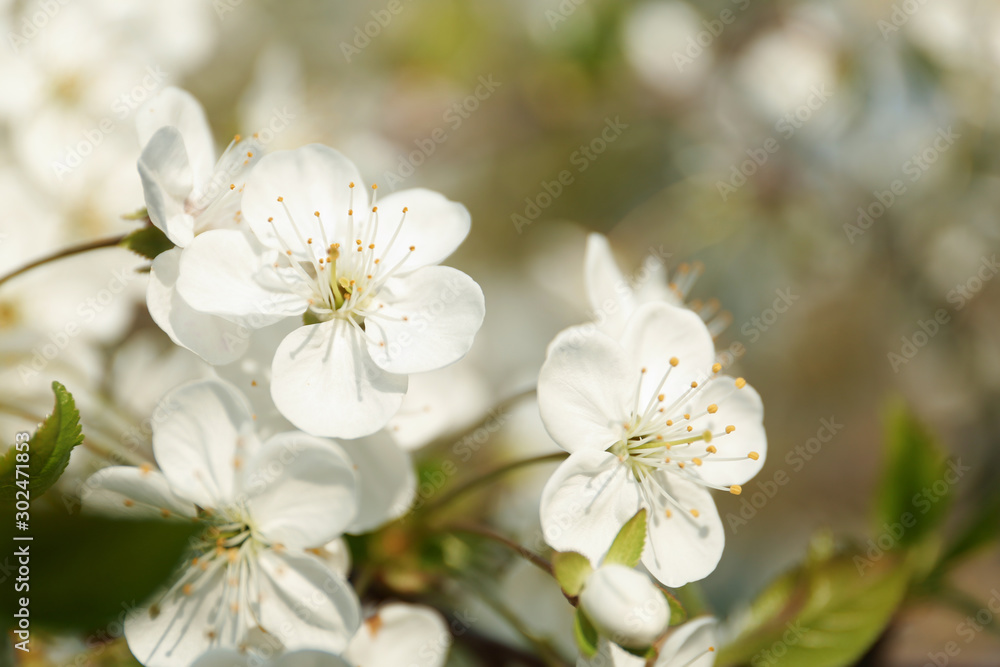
[
  {"left": 439, "top": 521, "right": 554, "bottom": 577},
  {"left": 0, "top": 234, "right": 127, "bottom": 289},
  {"left": 423, "top": 451, "right": 567, "bottom": 514}
]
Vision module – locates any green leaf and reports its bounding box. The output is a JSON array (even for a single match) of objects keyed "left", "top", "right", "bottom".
[
  {"left": 553, "top": 550, "right": 593, "bottom": 597},
  {"left": 119, "top": 224, "right": 174, "bottom": 260},
  {"left": 662, "top": 588, "right": 687, "bottom": 627},
  {"left": 876, "top": 402, "right": 952, "bottom": 549},
  {"left": 715, "top": 544, "right": 912, "bottom": 667},
  {"left": 574, "top": 608, "right": 600, "bottom": 658},
  {"left": 604, "top": 508, "right": 647, "bottom": 568},
  {"left": 0, "top": 382, "right": 84, "bottom": 500}
]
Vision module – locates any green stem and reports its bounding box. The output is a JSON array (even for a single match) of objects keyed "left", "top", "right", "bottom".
[
  {"left": 439, "top": 521, "right": 554, "bottom": 577},
  {"left": 0, "top": 234, "right": 127, "bottom": 289},
  {"left": 423, "top": 451, "right": 567, "bottom": 514}
]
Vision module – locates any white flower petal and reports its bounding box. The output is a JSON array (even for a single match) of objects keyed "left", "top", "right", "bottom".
[
  {"left": 177, "top": 229, "right": 309, "bottom": 322},
  {"left": 242, "top": 145, "right": 364, "bottom": 257},
  {"left": 619, "top": 302, "right": 717, "bottom": 407},
  {"left": 152, "top": 379, "right": 261, "bottom": 508},
  {"left": 538, "top": 326, "right": 633, "bottom": 453},
  {"left": 580, "top": 565, "right": 670, "bottom": 648},
  {"left": 190, "top": 649, "right": 250, "bottom": 667},
  {"left": 278, "top": 652, "right": 352, "bottom": 667},
  {"left": 243, "top": 432, "right": 358, "bottom": 549},
  {"left": 125, "top": 566, "right": 228, "bottom": 667},
  {"left": 213, "top": 319, "right": 299, "bottom": 437},
  {"left": 372, "top": 188, "right": 470, "bottom": 270},
  {"left": 81, "top": 467, "right": 196, "bottom": 520},
  {"left": 345, "top": 603, "right": 452, "bottom": 667},
  {"left": 577, "top": 640, "right": 645, "bottom": 667},
  {"left": 138, "top": 126, "right": 196, "bottom": 247},
  {"left": 642, "top": 475, "right": 724, "bottom": 588},
  {"left": 656, "top": 617, "right": 719, "bottom": 667},
  {"left": 338, "top": 431, "right": 416, "bottom": 533},
  {"left": 309, "top": 538, "right": 352, "bottom": 579},
  {"left": 255, "top": 549, "right": 361, "bottom": 654},
  {"left": 366, "top": 266, "right": 485, "bottom": 375},
  {"left": 270, "top": 320, "right": 407, "bottom": 439},
  {"left": 683, "top": 376, "right": 766, "bottom": 487},
  {"left": 584, "top": 233, "right": 635, "bottom": 336},
  {"left": 149, "top": 248, "right": 251, "bottom": 365},
  {"left": 137, "top": 86, "right": 216, "bottom": 191},
  {"left": 540, "top": 450, "right": 642, "bottom": 562}
]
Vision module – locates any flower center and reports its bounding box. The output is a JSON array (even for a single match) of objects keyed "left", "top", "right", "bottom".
[
  {"left": 265, "top": 183, "right": 416, "bottom": 333},
  {"left": 610, "top": 360, "right": 758, "bottom": 512}
]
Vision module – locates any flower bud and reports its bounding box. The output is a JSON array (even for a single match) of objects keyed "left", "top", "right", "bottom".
[{"left": 579, "top": 564, "right": 670, "bottom": 648}]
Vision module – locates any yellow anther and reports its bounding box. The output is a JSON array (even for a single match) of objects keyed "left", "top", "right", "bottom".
[
  {"left": 691, "top": 381, "right": 698, "bottom": 388},
  {"left": 712, "top": 363, "right": 722, "bottom": 373},
  {"left": 706, "top": 445, "right": 718, "bottom": 453},
  {"left": 277, "top": 196, "right": 283, "bottom": 202},
  {"left": 693, "top": 458, "right": 703, "bottom": 466},
  {"left": 669, "top": 357, "right": 679, "bottom": 367},
  {"left": 748, "top": 451, "right": 760, "bottom": 460},
  {"left": 690, "top": 508, "right": 700, "bottom": 518},
  {"left": 726, "top": 425, "right": 736, "bottom": 434},
  {"left": 735, "top": 377, "right": 747, "bottom": 389},
  {"left": 730, "top": 485, "right": 742, "bottom": 495},
  {"left": 707, "top": 404, "right": 718, "bottom": 414}
]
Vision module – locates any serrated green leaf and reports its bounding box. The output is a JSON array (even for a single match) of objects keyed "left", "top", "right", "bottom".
[
  {"left": 715, "top": 546, "right": 912, "bottom": 667},
  {"left": 604, "top": 508, "right": 647, "bottom": 567},
  {"left": 0, "top": 382, "right": 84, "bottom": 500},
  {"left": 662, "top": 588, "right": 687, "bottom": 627},
  {"left": 119, "top": 224, "right": 174, "bottom": 260},
  {"left": 554, "top": 550, "right": 593, "bottom": 597},
  {"left": 574, "top": 608, "right": 600, "bottom": 658}
]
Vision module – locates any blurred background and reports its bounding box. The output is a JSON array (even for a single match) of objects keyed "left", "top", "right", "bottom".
[{"left": 1, "top": 0, "right": 999, "bottom": 665}]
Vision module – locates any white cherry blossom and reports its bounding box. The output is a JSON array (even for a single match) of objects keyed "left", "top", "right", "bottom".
[
  {"left": 538, "top": 302, "right": 766, "bottom": 586},
  {"left": 82, "top": 379, "right": 361, "bottom": 666},
  {"left": 137, "top": 86, "right": 263, "bottom": 364},
  {"left": 176, "top": 144, "right": 485, "bottom": 438}
]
